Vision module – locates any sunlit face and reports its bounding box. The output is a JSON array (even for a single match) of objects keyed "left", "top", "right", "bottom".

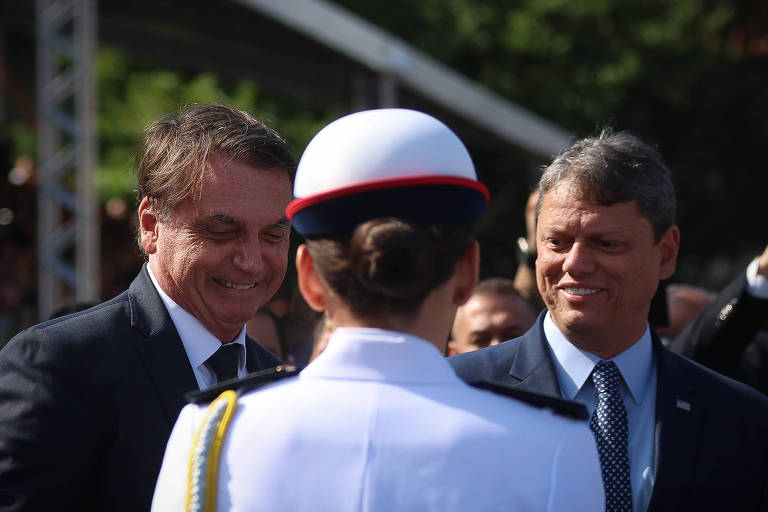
[
  {"left": 143, "top": 156, "right": 292, "bottom": 342},
  {"left": 536, "top": 183, "right": 679, "bottom": 357},
  {"left": 450, "top": 292, "right": 538, "bottom": 354}
]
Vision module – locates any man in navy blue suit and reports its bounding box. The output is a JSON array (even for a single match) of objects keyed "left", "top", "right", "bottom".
[
  {"left": 0, "top": 105, "right": 293, "bottom": 511},
  {"left": 449, "top": 129, "right": 768, "bottom": 512}
]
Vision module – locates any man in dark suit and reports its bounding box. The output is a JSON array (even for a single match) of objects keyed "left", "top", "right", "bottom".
[
  {"left": 449, "top": 130, "right": 768, "bottom": 512},
  {"left": 0, "top": 104, "right": 294, "bottom": 511},
  {"left": 669, "top": 245, "right": 768, "bottom": 394}
]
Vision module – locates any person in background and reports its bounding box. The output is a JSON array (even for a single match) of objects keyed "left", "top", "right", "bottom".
[
  {"left": 654, "top": 284, "right": 716, "bottom": 341},
  {"left": 669, "top": 244, "right": 768, "bottom": 393},
  {"left": 448, "top": 277, "right": 537, "bottom": 355},
  {"left": 512, "top": 189, "right": 545, "bottom": 311},
  {"left": 0, "top": 104, "right": 293, "bottom": 511},
  {"left": 246, "top": 307, "right": 287, "bottom": 361},
  {"left": 449, "top": 129, "right": 768, "bottom": 512},
  {"left": 152, "top": 108, "right": 603, "bottom": 512}
]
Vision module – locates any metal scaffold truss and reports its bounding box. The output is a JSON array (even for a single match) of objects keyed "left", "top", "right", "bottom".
[{"left": 35, "top": 0, "right": 98, "bottom": 319}]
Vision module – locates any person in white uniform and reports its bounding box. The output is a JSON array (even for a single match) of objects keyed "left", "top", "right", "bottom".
[{"left": 152, "top": 108, "right": 604, "bottom": 512}]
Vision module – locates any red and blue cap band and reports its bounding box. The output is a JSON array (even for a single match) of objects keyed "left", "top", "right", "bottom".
[{"left": 287, "top": 175, "right": 489, "bottom": 237}]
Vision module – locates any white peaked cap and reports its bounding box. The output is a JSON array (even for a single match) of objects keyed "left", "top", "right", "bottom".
[{"left": 287, "top": 108, "right": 489, "bottom": 237}]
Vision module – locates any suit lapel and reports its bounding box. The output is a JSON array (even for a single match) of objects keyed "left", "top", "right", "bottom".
[
  {"left": 508, "top": 317, "right": 563, "bottom": 397},
  {"left": 129, "top": 265, "right": 199, "bottom": 425},
  {"left": 647, "top": 336, "right": 702, "bottom": 511},
  {"left": 245, "top": 336, "right": 279, "bottom": 372},
  {"left": 245, "top": 337, "right": 262, "bottom": 372},
  {"left": 508, "top": 319, "right": 705, "bottom": 510}
]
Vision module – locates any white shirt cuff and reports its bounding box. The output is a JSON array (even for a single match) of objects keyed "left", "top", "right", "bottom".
[{"left": 746, "top": 257, "right": 768, "bottom": 299}]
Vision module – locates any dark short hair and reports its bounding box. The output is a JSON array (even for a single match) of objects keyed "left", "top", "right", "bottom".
[
  {"left": 472, "top": 277, "right": 536, "bottom": 315},
  {"left": 536, "top": 129, "right": 676, "bottom": 242},
  {"left": 474, "top": 277, "right": 523, "bottom": 298},
  {"left": 135, "top": 104, "right": 295, "bottom": 247}
]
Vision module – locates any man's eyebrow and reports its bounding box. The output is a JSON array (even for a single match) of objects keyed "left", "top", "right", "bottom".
[
  {"left": 204, "top": 214, "right": 289, "bottom": 229},
  {"left": 209, "top": 213, "right": 237, "bottom": 225},
  {"left": 270, "top": 217, "right": 290, "bottom": 229}
]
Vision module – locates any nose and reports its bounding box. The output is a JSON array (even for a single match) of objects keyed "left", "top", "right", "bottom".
[
  {"left": 561, "top": 241, "right": 595, "bottom": 276},
  {"left": 233, "top": 237, "right": 264, "bottom": 274}
]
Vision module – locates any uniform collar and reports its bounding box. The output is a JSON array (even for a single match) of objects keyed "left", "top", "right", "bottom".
[{"left": 301, "top": 327, "right": 461, "bottom": 384}]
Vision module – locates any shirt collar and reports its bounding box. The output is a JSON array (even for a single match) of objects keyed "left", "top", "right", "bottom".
[
  {"left": 544, "top": 311, "right": 654, "bottom": 405},
  {"left": 147, "top": 265, "right": 246, "bottom": 371}
]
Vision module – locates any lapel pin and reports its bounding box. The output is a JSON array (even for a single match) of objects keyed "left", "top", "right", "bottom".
[{"left": 676, "top": 398, "right": 691, "bottom": 412}]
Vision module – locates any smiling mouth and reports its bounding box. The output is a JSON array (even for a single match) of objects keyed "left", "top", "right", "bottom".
[
  {"left": 562, "top": 287, "right": 599, "bottom": 296},
  {"left": 214, "top": 278, "right": 257, "bottom": 290}
]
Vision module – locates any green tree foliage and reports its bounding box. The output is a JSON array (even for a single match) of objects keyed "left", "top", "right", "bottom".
[
  {"left": 96, "top": 47, "right": 335, "bottom": 205},
  {"left": 335, "top": 0, "right": 768, "bottom": 286}
]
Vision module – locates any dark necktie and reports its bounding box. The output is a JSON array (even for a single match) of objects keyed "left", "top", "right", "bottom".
[
  {"left": 206, "top": 343, "right": 242, "bottom": 383},
  {"left": 590, "top": 360, "right": 632, "bottom": 512}
]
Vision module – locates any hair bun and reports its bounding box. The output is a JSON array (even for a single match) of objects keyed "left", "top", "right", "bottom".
[{"left": 350, "top": 218, "right": 436, "bottom": 299}]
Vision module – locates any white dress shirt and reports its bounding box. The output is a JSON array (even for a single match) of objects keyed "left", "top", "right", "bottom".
[
  {"left": 153, "top": 327, "right": 604, "bottom": 511},
  {"left": 544, "top": 312, "right": 656, "bottom": 512},
  {"left": 147, "top": 266, "right": 247, "bottom": 389}
]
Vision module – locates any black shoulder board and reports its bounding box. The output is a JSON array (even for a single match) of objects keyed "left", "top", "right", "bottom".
[
  {"left": 185, "top": 364, "right": 302, "bottom": 404},
  {"left": 470, "top": 380, "right": 589, "bottom": 421}
]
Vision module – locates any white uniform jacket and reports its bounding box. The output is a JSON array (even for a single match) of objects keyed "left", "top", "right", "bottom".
[{"left": 152, "top": 327, "right": 603, "bottom": 511}]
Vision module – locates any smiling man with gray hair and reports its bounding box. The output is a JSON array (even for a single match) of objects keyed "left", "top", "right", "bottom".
[{"left": 450, "top": 129, "right": 768, "bottom": 512}]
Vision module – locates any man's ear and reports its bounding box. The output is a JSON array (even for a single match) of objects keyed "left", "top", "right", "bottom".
[
  {"left": 446, "top": 340, "right": 458, "bottom": 357},
  {"left": 658, "top": 225, "right": 680, "bottom": 280},
  {"left": 453, "top": 240, "right": 480, "bottom": 306},
  {"left": 138, "top": 197, "right": 159, "bottom": 254},
  {"left": 296, "top": 244, "right": 326, "bottom": 312}
]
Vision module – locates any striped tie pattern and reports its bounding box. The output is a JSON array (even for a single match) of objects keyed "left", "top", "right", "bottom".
[{"left": 206, "top": 343, "right": 241, "bottom": 383}]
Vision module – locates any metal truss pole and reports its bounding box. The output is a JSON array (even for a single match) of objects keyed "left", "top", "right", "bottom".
[{"left": 36, "top": 0, "right": 99, "bottom": 320}]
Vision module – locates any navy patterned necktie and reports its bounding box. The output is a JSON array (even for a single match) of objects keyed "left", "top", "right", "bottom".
[
  {"left": 206, "top": 343, "right": 242, "bottom": 383},
  {"left": 590, "top": 360, "right": 632, "bottom": 512}
]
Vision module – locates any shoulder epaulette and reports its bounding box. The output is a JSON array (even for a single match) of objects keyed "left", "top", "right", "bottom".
[
  {"left": 470, "top": 380, "right": 589, "bottom": 421},
  {"left": 185, "top": 364, "right": 301, "bottom": 405}
]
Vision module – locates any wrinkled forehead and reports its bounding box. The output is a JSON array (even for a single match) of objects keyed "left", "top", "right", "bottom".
[{"left": 180, "top": 161, "right": 291, "bottom": 220}]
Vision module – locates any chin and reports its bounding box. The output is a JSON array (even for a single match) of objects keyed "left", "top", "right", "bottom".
[
  {"left": 555, "top": 310, "right": 595, "bottom": 332},
  {"left": 218, "top": 306, "right": 259, "bottom": 325}
]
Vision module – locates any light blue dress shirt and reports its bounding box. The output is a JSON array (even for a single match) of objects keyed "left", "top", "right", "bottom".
[{"left": 544, "top": 312, "right": 657, "bottom": 512}]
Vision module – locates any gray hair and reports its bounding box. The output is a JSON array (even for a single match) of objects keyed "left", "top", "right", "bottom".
[
  {"left": 475, "top": 277, "right": 523, "bottom": 298},
  {"left": 536, "top": 129, "right": 676, "bottom": 242}
]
